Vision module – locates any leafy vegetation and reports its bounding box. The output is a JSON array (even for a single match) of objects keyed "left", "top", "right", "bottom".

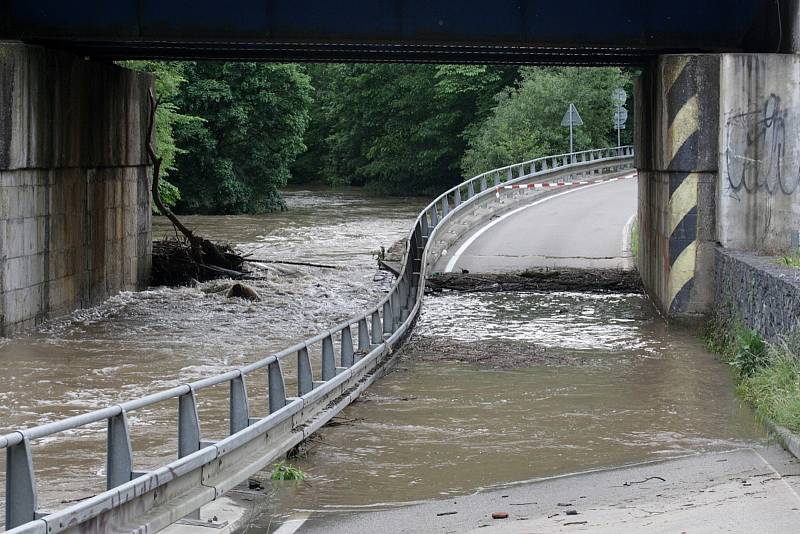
[
  {"left": 127, "top": 61, "right": 636, "bottom": 214},
  {"left": 703, "top": 317, "right": 800, "bottom": 432},
  {"left": 776, "top": 253, "right": 800, "bottom": 269},
  {"left": 120, "top": 61, "right": 198, "bottom": 209},
  {"left": 294, "top": 64, "right": 517, "bottom": 195},
  {"left": 461, "top": 67, "right": 635, "bottom": 177},
  {"left": 270, "top": 462, "right": 306, "bottom": 481},
  {"left": 171, "top": 62, "right": 312, "bottom": 214}
]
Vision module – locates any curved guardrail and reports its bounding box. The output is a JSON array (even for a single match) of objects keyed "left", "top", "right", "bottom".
[{"left": 2, "top": 145, "right": 633, "bottom": 534}]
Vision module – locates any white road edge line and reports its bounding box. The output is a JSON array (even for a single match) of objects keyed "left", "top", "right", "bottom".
[
  {"left": 272, "top": 513, "right": 311, "bottom": 534},
  {"left": 752, "top": 449, "right": 800, "bottom": 504},
  {"left": 444, "top": 173, "right": 637, "bottom": 273},
  {"left": 621, "top": 211, "right": 637, "bottom": 271}
]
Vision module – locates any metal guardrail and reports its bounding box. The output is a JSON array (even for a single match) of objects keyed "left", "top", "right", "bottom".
[{"left": 2, "top": 145, "right": 633, "bottom": 534}]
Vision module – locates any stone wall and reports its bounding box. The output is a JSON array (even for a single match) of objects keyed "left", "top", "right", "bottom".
[
  {"left": 715, "top": 248, "right": 800, "bottom": 342},
  {"left": 0, "top": 43, "right": 152, "bottom": 335}
]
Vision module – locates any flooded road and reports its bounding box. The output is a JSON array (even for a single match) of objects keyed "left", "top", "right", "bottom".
[
  {"left": 252, "top": 291, "right": 765, "bottom": 529},
  {"left": 0, "top": 187, "right": 765, "bottom": 529}
]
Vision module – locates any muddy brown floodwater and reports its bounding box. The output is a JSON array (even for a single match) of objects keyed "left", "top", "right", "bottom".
[
  {"left": 0, "top": 187, "right": 765, "bottom": 531},
  {"left": 250, "top": 291, "right": 766, "bottom": 530}
]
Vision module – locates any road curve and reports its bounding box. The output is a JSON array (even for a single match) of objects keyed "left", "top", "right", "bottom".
[{"left": 445, "top": 173, "right": 638, "bottom": 273}]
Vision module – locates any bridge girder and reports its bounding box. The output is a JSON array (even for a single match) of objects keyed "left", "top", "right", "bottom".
[{"left": 0, "top": 0, "right": 781, "bottom": 64}]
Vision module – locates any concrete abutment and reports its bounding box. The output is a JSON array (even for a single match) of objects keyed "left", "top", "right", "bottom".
[
  {"left": 0, "top": 43, "right": 152, "bottom": 336},
  {"left": 637, "top": 53, "right": 800, "bottom": 320}
]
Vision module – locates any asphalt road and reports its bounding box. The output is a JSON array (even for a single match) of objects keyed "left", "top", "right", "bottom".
[{"left": 445, "top": 174, "right": 638, "bottom": 273}]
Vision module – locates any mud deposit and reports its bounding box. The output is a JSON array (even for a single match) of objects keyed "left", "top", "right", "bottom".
[{"left": 428, "top": 268, "right": 643, "bottom": 293}]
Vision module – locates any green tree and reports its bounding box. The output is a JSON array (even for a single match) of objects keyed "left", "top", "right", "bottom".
[
  {"left": 172, "top": 62, "right": 312, "bottom": 214},
  {"left": 296, "top": 64, "right": 516, "bottom": 195},
  {"left": 120, "top": 61, "right": 196, "bottom": 208},
  {"left": 461, "top": 67, "right": 635, "bottom": 177}
]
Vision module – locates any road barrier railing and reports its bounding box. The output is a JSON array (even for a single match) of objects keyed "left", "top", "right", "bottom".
[{"left": 1, "top": 145, "right": 633, "bottom": 534}]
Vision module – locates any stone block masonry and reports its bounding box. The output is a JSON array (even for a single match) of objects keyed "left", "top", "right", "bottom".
[
  {"left": 0, "top": 43, "right": 152, "bottom": 336},
  {"left": 715, "top": 248, "right": 800, "bottom": 343}
]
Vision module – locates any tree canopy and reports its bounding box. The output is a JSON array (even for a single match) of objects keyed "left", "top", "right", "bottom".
[
  {"left": 124, "top": 61, "right": 636, "bottom": 214},
  {"left": 171, "top": 62, "right": 311, "bottom": 214},
  {"left": 461, "top": 67, "right": 635, "bottom": 177}
]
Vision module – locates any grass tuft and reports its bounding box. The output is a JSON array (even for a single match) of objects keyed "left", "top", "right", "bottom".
[
  {"left": 776, "top": 254, "right": 800, "bottom": 269},
  {"left": 270, "top": 462, "right": 306, "bottom": 481}
]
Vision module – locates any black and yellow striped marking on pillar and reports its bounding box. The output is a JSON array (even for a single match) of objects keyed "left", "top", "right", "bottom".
[{"left": 663, "top": 58, "right": 699, "bottom": 315}]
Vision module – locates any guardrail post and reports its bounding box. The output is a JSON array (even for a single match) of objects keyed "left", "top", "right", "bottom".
[
  {"left": 454, "top": 187, "right": 462, "bottom": 206},
  {"left": 358, "top": 318, "right": 370, "bottom": 352},
  {"left": 322, "top": 335, "right": 336, "bottom": 380},
  {"left": 467, "top": 181, "right": 475, "bottom": 198},
  {"left": 178, "top": 390, "right": 201, "bottom": 459},
  {"left": 371, "top": 311, "right": 383, "bottom": 344},
  {"left": 178, "top": 389, "right": 202, "bottom": 519},
  {"left": 268, "top": 360, "right": 287, "bottom": 413},
  {"left": 382, "top": 301, "right": 394, "bottom": 334},
  {"left": 506, "top": 168, "right": 513, "bottom": 181},
  {"left": 492, "top": 172, "right": 499, "bottom": 186},
  {"left": 480, "top": 175, "right": 487, "bottom": 191},
  {"left": 341, "top": 325, "right": 355, "bottom": 367},
  {"left": 430, "top": 206, "right": 439, "bottom": 228},
  {"left": 230, "top": 374, "right": 250, "bottom": 434},
  {"left": 441, "top": 196, "right": 450, "bottom": 217},
  {"left": 5, "top": 436, "right": 37, "bottom": 529},
  {"left": 297, "top": 346, "right": 314, "bottom": 395},
  {"left": 107, "top": 410, "right": 134, "bottom": 490},
  {"left": 541, "top": 159, "right": 548, "bottom": 171},
  {"left": 420, "top": 213, "right": 430, "bottom": 240}
]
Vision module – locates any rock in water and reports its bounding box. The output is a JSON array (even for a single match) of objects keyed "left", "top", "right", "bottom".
[{"left": 226, "top": 283, "right": 260, "bottom": 302}]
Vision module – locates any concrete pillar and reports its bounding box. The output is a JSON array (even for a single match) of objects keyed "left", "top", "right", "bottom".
[
  {"left": 718, "top": 54, "right": 800, "bottom": 252},
  {"left": 0, "top": 43, "right": 152, "bottom": 335},
  {"left": 636, "top": 55, "right": 720, "bottom": 319}
]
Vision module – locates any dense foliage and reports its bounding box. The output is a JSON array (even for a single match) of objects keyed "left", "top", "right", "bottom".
[
  {"left": 461, "top": 67, "right": 635, "bottom": 177},
  {"left": 125, "top": 61, "right": 636, "bottom": 213},
  {"left": 171, "top": 63, "right": 312, "bottom": 214},
  {"left": 294, "top": 64, "right": 517, "bottom": 195},
  {"left": 120, "top": 61, "right": 195, "bottom": 209}
]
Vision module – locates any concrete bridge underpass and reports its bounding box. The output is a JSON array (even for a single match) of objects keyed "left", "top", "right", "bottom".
[
  {"left": 3, "top": 1, "right": 800, "bottom": 531},
  {"left": 0, "top": 148, "right": 633, "bottom": 534}
]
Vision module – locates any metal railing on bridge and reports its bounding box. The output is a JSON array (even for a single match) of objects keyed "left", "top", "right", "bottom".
[{"left": 1, "top": 145, "right": 633, "bottom": 534}]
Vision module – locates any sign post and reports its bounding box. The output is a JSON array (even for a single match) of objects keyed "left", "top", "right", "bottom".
[
  {"left": 611, "top": 88, "right": 628, "bottom": 148},
  {"left": 561, "top": 103, "right": 583, "bottom": 156}
]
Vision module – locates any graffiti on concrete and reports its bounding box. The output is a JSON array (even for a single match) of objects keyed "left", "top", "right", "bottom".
[{"left": 724, "top": 94, "right": 800, "bottom": 196}]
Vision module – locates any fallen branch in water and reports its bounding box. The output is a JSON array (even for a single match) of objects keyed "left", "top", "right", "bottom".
[
  {"left": 147, "top": 91, "right": 247, "bottom": 286},
  {"left": 245, "top": 258, "right": 338, "bottom": 270}
]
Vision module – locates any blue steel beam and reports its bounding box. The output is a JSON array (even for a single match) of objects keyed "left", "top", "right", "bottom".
[{"left": 0, "top": 0, "right": 776, "bottom": 63}]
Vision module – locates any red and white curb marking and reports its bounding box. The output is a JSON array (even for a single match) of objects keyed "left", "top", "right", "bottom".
[{"left": 495, "top": 172, "right": 636, "bottom": 197}]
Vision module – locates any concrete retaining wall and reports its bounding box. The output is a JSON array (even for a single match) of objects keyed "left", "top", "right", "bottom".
[
  {"left": 718, "top": 54, "right": 800, "bottom": 252},
  {"left": 0, "top": 43, "right": 152, "bottom": 335},
  {"left": 715, "top": 247, "right": 800, "bottom": 342}
]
